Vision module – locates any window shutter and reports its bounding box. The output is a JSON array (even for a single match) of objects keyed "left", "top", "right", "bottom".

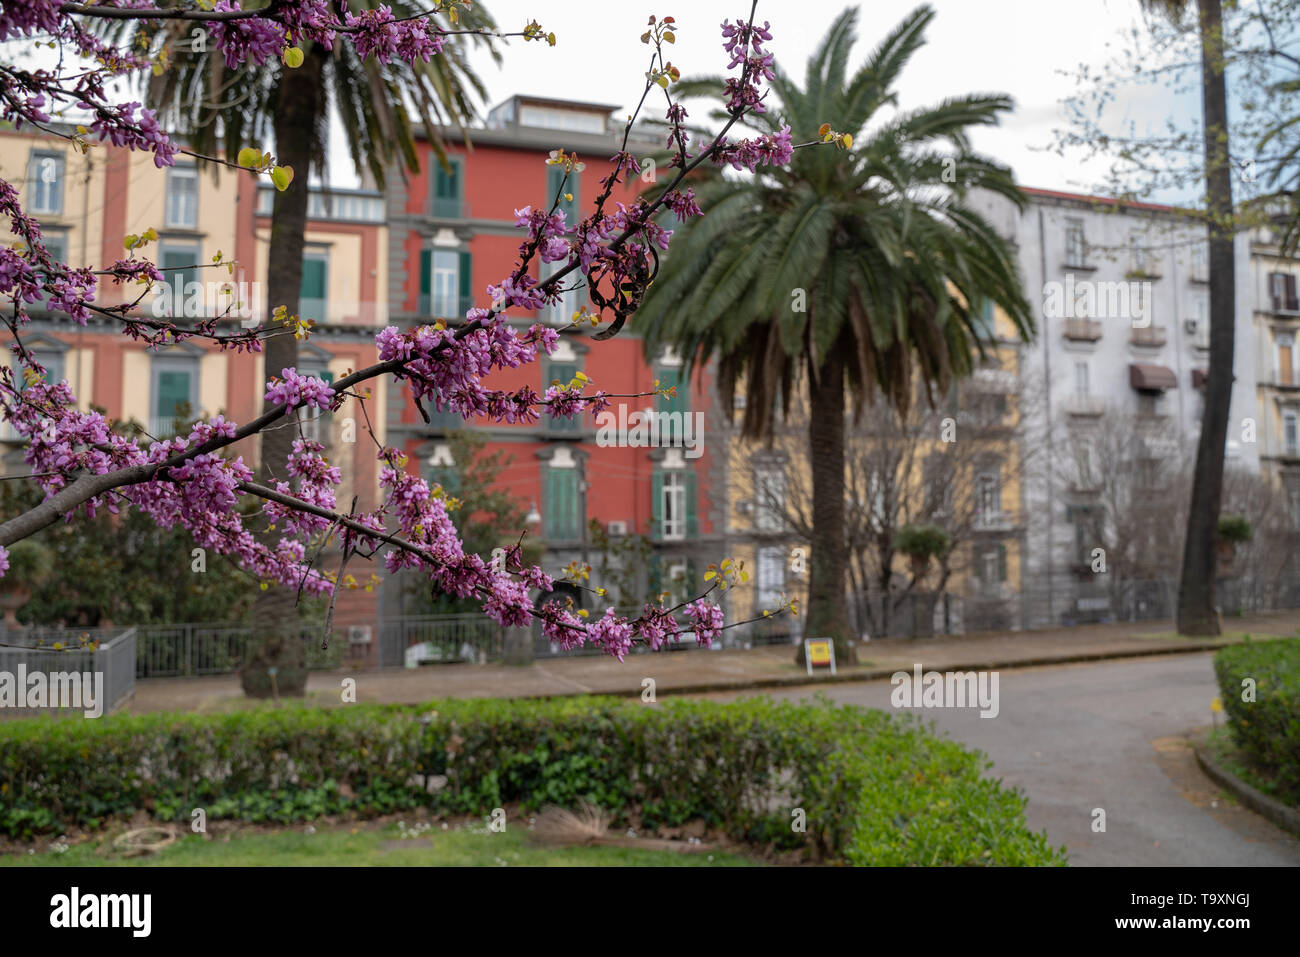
[
  {"left": 547, "top": 363, "right": 579, "bottom": 432},
  {"left": 648, "top": 553, "right": 663, "bottom": 598},
  {"left": 685, "top": 471, "right": 698, "bottom": 538},
  {"left": 419, "top": 249, "right": 431, "bottom": 314},
  {"left": 457, "top": 250, "right": 473, "bottom": 316},
  {"left": 997, "top": 543, "right": 1007, "bottom": 583},
  {"left": 546, "top": 165, "right": 564, "bottom": 210},
  {"left": 651, "top": 470, "right": 664, "bottom": 542},
  {"left": 433, "top": 158, "right": 461, "bottom": 218},
  {"left": 300, "top": 257, "right": 327, "bottom": 299},
  {"left": 155, "top": 369, "right": 191, "bottom": 419}
]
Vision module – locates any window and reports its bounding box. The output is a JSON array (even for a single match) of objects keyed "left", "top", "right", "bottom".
[
  {"left": 151, "top": 361, "right": 197, "bottom": 438},
  {"left": 661, "top": 472, "right": 687, "bottom": 541},
  {"left": 1137, "top": 392, "right": 1163, "bottom": 416},
  {"left": 654, "top": 366, "right": 687, "bottom": 446},
  {"left": 756, "top": 546, "right": 785, "bottom": 608},
  {"left": 420, "top": 248, "right": 472, "bottom": 318},
  {"left": 1129, "top": 233, "right": 1150, "bottom": 275},
  {"left": 297, "top": 368, "right": 334, "bottom": 444},
  {"left": 1191, "top": 242, "right": 1208, "bottom": 282},
  {"left": 1270, "top": 272, "right": 1300, "bottom": 312},
  {"left": 974, "top": 543, "right": 1007, "bottom": 587},
  {"left": 1069, "top": 504, "right": 1104, "bottom": 566},
  {"left": 1075, "top": 361, "right": 1090, "bottom": 396},
  {"left": 546, "top": 164, "right": 580, "bottom": 225},
  {"left": 545, "top": 466, "right": 580, "bottom": 540},
  {"left": 28, "top": 152, "right": 64, "bottom": 215},
  {"left": 165, "top": 166, "right": 199, "bottom": 228},
  {"left": 975, "top": 469, "right": 1002, "bottom": 526},
  {"left": 923, "top": 455, "right": 952, "bottom": 517},
  {"left": 1065, "top": 218, "right": 1086, "bottom": 268},
  {"left": 1289, "top": 483, "right": 1300, "bottom": 530},
  {"left": 1285, "top": 409, "right": 1299, "bottom": 457},
  {"left": 754, "top": 466, "right": 785, "bottom": 531},
  {"left": 971, "top": 297, "right": 995, "bottom": 342},
  {"left": 36, "top": 233, "right": 66, "bottom": 310},
  {"left": 654, "top": 469, "right": 696, "bottom": 541},
  {"left": 545, "top": 361, "right": 581, "bottom": 433},
  {"left": 431, "top": 157, "right": 463, "bottom": 218},
  {"left": 519, "top": 105, "right": 606, "bottom": 135},
  {"left": 540, "top": 258, "right": 582, "bottom": 326},
  {"left": 300, "top": 250, "right": 328, "bottom": 322},
  {"left": 1279, "top": 333, "right": 1295, "bottom": 387},
  {"left": 16, "top": 350, "right": 64, "bottom": 390},
  {"left": 158, "top": 243, "right": 201, "bottom": 318}
]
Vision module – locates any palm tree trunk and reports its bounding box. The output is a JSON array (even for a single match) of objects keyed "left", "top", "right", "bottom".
[
  {"left": 1176, "top": 0, "right": 1233, "bottom": 636},
  {"left": 239, "top": 49, "right": 326, "bottom": 697},
  {"left": 798, "top": 341, "right": 856, "bottom": 664}
]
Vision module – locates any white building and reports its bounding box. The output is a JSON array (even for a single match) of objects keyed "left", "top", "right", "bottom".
[{"left": 971, "top": 186, "right": 1259, "bottom": 627}]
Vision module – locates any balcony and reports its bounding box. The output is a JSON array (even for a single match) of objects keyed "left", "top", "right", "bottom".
[
  {"left": 1064, "top": 395, "right": 1106, "bottom": 417},
  {"left": 1063, "top": 318, "right": 1102, "bottom": 342},
  {"left": 973, "top": 511, "right": 1015, "bottom": 532},
  {"left": 149, "top": 416, "right": 191, "bottom": 439},
  {"left": 1129, "top": 325, "right": 1167, "bottom": 347}
]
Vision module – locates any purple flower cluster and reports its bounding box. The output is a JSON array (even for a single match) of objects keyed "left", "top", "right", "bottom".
[
  {"left": 721, "top": 19, "right": 776, "bottom": 114},
  {"left": 684, "top": 598, "right": 725, "bottom": 648},
  {"left": 264, "top": 367, "right": 336, "bottom": 411},
  {"left": 208, "top": 1, "right": 287, "bottom": 70},
  {"left": 0, "top": 0, "right": 60, "bottom": 42},
  {"left": 344, "top": 6, "right": 445, "bottom": 64},
  {"left": 713, "top": 125, "right": 794, "bottom": 172},
  {"left": 85, "top": 102, "right": 178, "bottom": 168}
]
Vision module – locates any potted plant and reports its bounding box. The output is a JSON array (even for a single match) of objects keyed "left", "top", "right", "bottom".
[
  {"left": 1217, "top": 514, "right": 1252, "bottom": 569},
  {"left": 892, "top": 525, "right": 950, "bottom": 638},
  {"left": 0, "top": 539, "right": 53, "bottom": 627}
]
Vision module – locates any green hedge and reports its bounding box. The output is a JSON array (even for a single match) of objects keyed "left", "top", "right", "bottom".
[
  {"left": 0, "top": 696, "right": 1066, "bottom": 865},
  {"left": 1214, "top": 637, "right": 1300, "bottom": 803}
]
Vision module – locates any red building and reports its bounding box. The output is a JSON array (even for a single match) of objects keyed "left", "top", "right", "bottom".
[{"left": 382, "top": 95, "right": 726, "bottom": 623}]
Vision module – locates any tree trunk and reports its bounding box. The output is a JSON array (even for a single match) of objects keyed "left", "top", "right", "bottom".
[
  {"left": 1176, "top": 0, "right": 1232, "bottom": 637},
  {"left": 240, "top": 48, "right": 326, "bottom": 697},
  {"left": 797, "top": 340, "right": 856, "bottom": 665}
]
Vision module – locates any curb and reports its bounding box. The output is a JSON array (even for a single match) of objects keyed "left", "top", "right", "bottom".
[
  {"left": 513, "top": 639, "right": 1232, "bottom": 701},
  {"left": 1192, "top": 734, "right": 1300, "bottom": 839}
]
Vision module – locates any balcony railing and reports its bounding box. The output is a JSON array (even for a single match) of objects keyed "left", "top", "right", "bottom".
[
  {"left": 1063, "top": 318, "right": 1103, "bottom": 342},
  {"left": 150, "top": 416, "right": 191, "bottom": 439},
  {"left": 1129, "top": 325, "right": 1167, "bottom": 347},
  {"left": 1064, "top": 395, "right": 1106, "bottom": 417},
  {"left": 416, "top": 294, "right": 476, "bottom": 319}
]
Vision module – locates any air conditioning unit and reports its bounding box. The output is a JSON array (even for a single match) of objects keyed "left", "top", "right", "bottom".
[
  {"left": 606, "top": 520, "right": 629, "bottom": 536},
  {"left": 347, "top": 625, "right": 372, "bottom": 645}
]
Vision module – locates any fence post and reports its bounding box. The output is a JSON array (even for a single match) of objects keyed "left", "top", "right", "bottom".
[{"left": 503, "top": 625, "right": 533, "bottom": 665}]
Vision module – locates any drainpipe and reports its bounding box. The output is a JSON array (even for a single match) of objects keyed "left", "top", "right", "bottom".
[
  {"left": 1037, "top": 205, "right": 1055, "bottom": 627},
  {"left": 78, "top": 151, "right": 91, "bottom": 402}
]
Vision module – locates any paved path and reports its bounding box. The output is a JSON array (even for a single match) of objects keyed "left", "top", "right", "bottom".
[
  {"left": 125, "top": 610, "right": 1300, "bottom": 713},
  {"left": 703, "top": 654, "right": 1300, "bottom": 867}
]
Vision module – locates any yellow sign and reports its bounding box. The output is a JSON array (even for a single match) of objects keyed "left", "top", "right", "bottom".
[{"left": 807, "top": 639, "right": 833, "bottom": 666}]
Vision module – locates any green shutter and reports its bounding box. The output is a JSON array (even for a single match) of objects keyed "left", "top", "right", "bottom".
[
  {"left": 547, "top": 363, "right": 579, "bottom": 432},
  {"left": 155, "top": 369, "right": 190, "bottom": 419},
  {"left": 458, "top": 250, "right": 473, "bottom": 316},
  {"left": 651, "top": 470, "right": 664, "bottom": 542},
  {"left": 300, "top": 258, "right": 326, "bottom": 298},
  {"left": 162, "top": 249, "right": 197, "bottom": 301},
  {"left": 433, "top": 158, "right": 462, "bottom": 218},
  {"left": 685, "top": 471, "right": 698, "bottom": 539},
  {"left": 997, "top": 543, "right": 1007, "bottom": 582},
  {"left": 419, "top": 249, "right": 431, "bottom": 315},
  {"left": 547, "top": 468, "right": 579, "bottom": 540},
  {"left": 547, "top": 166, "right": 579, "bottom": 222}
]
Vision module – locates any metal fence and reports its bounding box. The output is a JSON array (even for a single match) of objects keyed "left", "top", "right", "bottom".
[
  {"left": 134, "top": 623, "right": 344, "bottom": 678},
  {"left": 378, "top": 614, "right": 505, "bottom": 668},
  {"left": 0, "top": 626, "right": 136, "bottom": 717},
  {"left": 847, "top": 575, "right": 1300, "bottom": 638}
]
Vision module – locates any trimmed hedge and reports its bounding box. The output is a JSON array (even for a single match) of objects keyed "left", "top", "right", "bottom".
[
  {"left": 0, "top": 696, "right": 1066, "bottom": 865},
  {"left": 1214, "top": 637, "right": 1300, "bottom": 804}
]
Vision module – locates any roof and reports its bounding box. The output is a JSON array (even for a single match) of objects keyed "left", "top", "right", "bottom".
[
  {"left": 490, "top": 94, "right": 622, "bottom": 115},
  {"left": 1021, "top": 186, "right": 1188, "bottom": 216}
]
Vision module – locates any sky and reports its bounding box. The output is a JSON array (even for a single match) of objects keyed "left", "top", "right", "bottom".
[{"left": 323, "top": 0, "right": 1198, "bottom": 198}]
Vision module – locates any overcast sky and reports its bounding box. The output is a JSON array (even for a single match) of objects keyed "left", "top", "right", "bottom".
[{"left": 325, "top": 0, "right": 1195, "bottom": 198}]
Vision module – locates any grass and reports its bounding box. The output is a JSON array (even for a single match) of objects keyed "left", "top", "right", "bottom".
[
  {"left": 0, "top": 821, "right": 760, "bottom": 867},
  {"left": 1205, "top": 725, "right": 1296, "bottom": 810}
]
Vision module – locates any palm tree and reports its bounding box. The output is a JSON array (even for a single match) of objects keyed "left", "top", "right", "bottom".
[
  {"left": 1140, "top": 0, "right": 1234, "bottom": 636},
  {"left": 103, "top": 4, "right": 498, "bottom": 693},
  {"left": 634, "top": 5, "right": 1032, "bottom": 662}
]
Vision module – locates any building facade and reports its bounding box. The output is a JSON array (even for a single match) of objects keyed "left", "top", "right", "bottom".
[
  {"left": 0, "top": 125, "right": 389, "bottom": 650},
  {"left": 380, "top": 95, "right": 726, "bottom": 631}
]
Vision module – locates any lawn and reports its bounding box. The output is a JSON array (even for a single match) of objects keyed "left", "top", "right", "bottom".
[
  {"left": 0, "top": 821, "right": 760, "bottom": 867},
  {"left": 1205, "top": 725, "right": 1297, "bottom": 810}
]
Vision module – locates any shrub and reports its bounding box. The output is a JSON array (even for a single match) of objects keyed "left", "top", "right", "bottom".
[
  {"left": 893, "top": 524, "right": 950, "bottom": 560},
  {"left": 1217, "top": 514, "right": 1253, "bottom": 544},
  {"left": 0, "top": 696, "right": 1066, "bottom": 865},
  {"left": 1213, "top": 637, "right": 1300, "bottom": 803}
]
